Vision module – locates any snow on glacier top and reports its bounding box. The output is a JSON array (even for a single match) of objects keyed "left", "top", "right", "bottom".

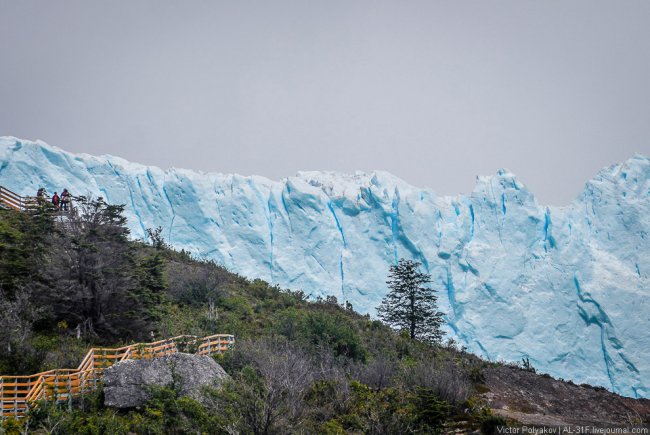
[{"left": 4, "top": 135, "right": 646, "bottom": 206}]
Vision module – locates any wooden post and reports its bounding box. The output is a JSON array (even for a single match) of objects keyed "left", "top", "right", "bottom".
[
  {"left": 67, "top": 375, "right": 72, "bottom": 411},
  {"left": 24, "top": 376, "right": 32, "bottom": 415},
  {"left": 92, "top": 351, "right": 96, "bottom": 388},
  {"left": 0, "top": 377, "right": 4, "bottom": 419},
  {"left": 14, "top": 377, "right": 18, "bottom": 417}
]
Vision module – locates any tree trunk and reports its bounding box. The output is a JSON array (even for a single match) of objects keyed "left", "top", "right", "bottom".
[{"left": 410, "top": 292, "right": 416, "bottom": 339}]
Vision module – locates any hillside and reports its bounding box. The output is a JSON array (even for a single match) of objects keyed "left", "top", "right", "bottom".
[
  {"left": 1, "top": 137, "right": 648, "bottom": 397},
  {"left": 1, "top": 200, "right": 648, "bottom": 434}
]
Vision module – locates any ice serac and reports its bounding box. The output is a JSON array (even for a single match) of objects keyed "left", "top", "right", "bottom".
[{"left": 1, "top": 136, "right": 648, "bottom": 398}]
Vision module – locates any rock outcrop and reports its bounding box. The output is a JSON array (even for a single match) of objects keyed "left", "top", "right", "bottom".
[{"left": 103, "top": 353, "right": 229, "bottom": 408}]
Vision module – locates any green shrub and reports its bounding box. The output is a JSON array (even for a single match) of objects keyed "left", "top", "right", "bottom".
[
  {"left": 470, "top": 366, "right": 486, "bottom": 384},
  {"left": 0, "top": 417, "right": 24, "bottom": 435},
  {"left": 413, "top": 387, "right": 450, "bottom": 431},
  {"left": 302, "top": 310, "right": 367, "bottom": 361},
  {"left": 481, "top": 415, "right": 508, "bottom": 435},
  {"left": 320, "top": 419, "right": 347, "bottom": 435}
]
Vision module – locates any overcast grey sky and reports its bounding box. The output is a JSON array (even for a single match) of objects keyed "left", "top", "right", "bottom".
[{"left": 1, "top": 1, "right": 649, "bottom": 205}]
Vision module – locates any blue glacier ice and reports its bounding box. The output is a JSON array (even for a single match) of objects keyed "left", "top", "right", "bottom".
[{"left": 1, "top": 136, "right": 648, "bottom": 398}]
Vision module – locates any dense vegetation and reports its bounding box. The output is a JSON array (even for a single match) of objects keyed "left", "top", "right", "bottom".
[{"left": 0, "top": 201, "right": 505, "bottom": 434}]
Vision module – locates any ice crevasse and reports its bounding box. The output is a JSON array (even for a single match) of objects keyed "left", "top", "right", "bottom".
[{"left": 0, "top": 136, "right": 648, "bottom": 398}]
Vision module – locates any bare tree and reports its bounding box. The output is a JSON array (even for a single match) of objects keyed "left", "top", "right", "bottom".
[
  {"left": 211, "top": 338, "right": 316, "bottom": 434},
  {"left": 351, "top": 354, "right": 398, "bottom": 391},
  {"left": 0, "top": 286, "right": 41, "bottom": 353},
  {"left": 400, "top": 356, "right": 471, "bottom": 405}
]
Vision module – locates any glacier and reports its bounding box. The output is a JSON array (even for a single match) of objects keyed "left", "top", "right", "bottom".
[{"left": 0, "top": 136, "right": 648, "bottom": 398}]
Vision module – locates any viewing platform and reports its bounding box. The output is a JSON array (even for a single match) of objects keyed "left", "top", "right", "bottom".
[{"left": 0, "top": 185, "right": 77, "bottom": 217}]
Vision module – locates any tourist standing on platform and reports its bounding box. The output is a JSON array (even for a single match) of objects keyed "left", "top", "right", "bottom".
[
  {"left": 51, "top": 191, "right": 60, "bottom": 210},
  {"left": 60, "top": 188, "right": 71, "bottom": 211}
]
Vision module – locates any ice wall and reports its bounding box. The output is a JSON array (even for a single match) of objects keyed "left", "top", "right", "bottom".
[{"left": 1, "top": 136, "right": 648, "bottom": 398}]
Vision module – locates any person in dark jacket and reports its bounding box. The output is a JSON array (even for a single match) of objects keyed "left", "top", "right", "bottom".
[
  {"left": 36, "top": 188, "right": 45, "bottom": 204},
  {"left": 60, "top": 189, "right": 71, "bottom": 212}
]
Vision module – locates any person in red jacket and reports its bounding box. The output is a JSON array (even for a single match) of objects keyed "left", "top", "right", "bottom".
[{"left": 51, "top": 192, "right": 60, "bottom": 210}]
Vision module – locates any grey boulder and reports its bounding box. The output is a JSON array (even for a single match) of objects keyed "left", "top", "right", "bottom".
[{"left": 103, "top": 353, "right": 229, "bottom": 408}]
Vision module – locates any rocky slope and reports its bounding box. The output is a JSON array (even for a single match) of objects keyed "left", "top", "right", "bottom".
[{"left": 480, "top": 365, "right": 650, "bottom": 426}]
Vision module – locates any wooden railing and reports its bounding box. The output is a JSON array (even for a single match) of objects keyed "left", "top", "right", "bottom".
[
  {"left": 0, "top": 185, "right": 76, "bottom": 215},
  {"left": 0, "top": 334, "right": 235, "bottom": 419},
  {"left": 0, "top": 186, "right": 36, "bottom": 212}
]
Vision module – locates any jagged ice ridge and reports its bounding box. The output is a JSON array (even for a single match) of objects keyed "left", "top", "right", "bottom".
[{"left": 1, "top": 137, "right": 648, "bottom": 398}]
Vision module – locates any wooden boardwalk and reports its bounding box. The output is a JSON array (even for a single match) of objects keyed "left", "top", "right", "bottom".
[
  {"left": 0, "top": 334, "right": 235, "bottom": 419},
  {"left": 0, "top": 185, "right": 73, "bottom": 214},
  {"left": 0, "top": 185, "right": 35, "bottom": 212}
]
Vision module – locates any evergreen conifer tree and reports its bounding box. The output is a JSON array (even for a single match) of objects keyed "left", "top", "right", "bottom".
[
  {"left": 45, "top": 196, "right": 164, "bottom": 340},
  {"left": 376, "top": 259, "right": 446, "bottom": 343}
]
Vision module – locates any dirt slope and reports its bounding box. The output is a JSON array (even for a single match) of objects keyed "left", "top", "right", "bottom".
[{"left": 479, "top": 366, "right": 650, "bottom": 426}]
